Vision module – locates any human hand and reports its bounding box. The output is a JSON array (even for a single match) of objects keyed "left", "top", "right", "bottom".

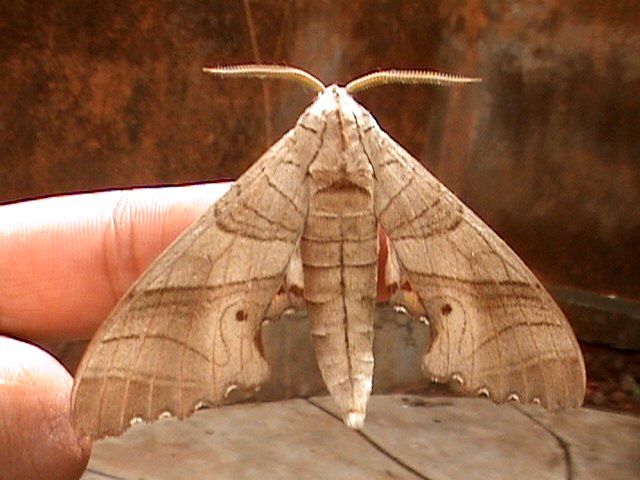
[{"left": 0, "top": 183, "right": 231, "bottom": 480}]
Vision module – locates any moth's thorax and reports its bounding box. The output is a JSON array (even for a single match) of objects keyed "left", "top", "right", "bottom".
[{"left": 302, "top": 86, "right": 375, "bottom": 194}]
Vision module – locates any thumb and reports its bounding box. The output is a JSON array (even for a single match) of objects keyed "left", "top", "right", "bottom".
[{"left": 0, "top": 336, "right": 90, "bottom": 480}]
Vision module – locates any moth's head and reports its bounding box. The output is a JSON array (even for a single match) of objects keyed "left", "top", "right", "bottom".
[{"left": 306, "top": 84, "right": 363, "bottom": 118}]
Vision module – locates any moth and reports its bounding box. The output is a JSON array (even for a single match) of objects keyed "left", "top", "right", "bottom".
[{"left": 72, "top": 65, "right": 585, "bottom": 439}]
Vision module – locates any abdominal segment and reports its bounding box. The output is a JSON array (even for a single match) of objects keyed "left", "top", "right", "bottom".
[{"left": 301, "top": 188, "right": 378, "bottom": 428}]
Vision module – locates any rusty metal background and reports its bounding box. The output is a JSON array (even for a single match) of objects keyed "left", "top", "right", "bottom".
[{"left": 1, "top": 1, "right": 639, "bottom": 301}]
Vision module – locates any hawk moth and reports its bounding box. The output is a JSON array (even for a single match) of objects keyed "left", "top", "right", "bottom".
[{"left": 72, "top": 65, "right": 585, "bottom": 439}]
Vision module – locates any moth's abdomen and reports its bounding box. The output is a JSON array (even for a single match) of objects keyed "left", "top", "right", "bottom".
[{"left": 301, "top": 187, "right": 377, "bottom": 429}]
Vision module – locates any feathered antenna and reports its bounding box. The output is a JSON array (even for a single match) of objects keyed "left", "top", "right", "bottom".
[
  {"left": 203, "top": 65, "right": 481, "bottom": 94},
  {"left": 345, "top": 69, "right": 481, "bottom": 93},
  {"left": 203, "top": 64, "right": 326, "bottom": 93}
]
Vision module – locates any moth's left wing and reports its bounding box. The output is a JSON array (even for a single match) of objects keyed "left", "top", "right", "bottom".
[
  {"left": 72, "top": 126, "right": 318, "bottom": 439},
  {"left": 359, "top": 116, "right": 585, "bottom": 409}
]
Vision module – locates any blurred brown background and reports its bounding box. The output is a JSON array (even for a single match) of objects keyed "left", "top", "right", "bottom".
[{"left": 1, "top": 1, "right": 639, "bottom": 300}]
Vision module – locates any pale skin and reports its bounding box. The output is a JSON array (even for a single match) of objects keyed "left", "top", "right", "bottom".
[{"left": 0, "top": 182, "right": 392, "bottom": 479}]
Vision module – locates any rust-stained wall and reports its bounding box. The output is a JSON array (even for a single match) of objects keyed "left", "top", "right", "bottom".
[{"left": 1, "top": 1, "right": 639, "bottom": 299}]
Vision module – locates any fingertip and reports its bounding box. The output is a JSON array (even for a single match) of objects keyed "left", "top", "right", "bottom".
[{"left": 0, "top": 336, "right": 91, "bottom": 480}]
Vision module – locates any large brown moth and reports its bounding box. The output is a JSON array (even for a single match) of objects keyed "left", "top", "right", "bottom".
[{"left": 72, "top": 65, "right": 585, "bottom": 439}]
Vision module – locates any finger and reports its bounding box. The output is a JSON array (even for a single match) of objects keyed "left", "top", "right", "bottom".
[
  {"left": 0, "top": 183, "right": 231, "bottom": 342},
  {"left": 0, "top": 336, "right": 91, "bottom": 480}
]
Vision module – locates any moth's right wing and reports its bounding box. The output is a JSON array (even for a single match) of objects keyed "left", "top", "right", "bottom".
[
  {"left": 359, "top": 114, "right": 585, "bottom": 409},
  {"left": 72, "top": 124, "right": 321, "bottom": 440}
]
